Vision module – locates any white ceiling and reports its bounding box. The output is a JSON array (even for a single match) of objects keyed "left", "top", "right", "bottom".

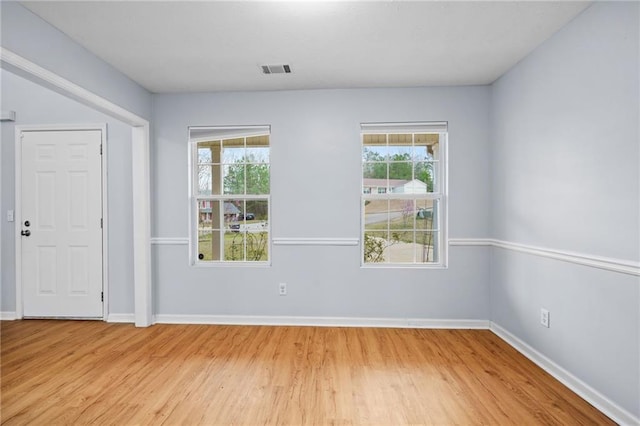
[{"left": 21, "top": 1, "right": 591, "bottom": 93}]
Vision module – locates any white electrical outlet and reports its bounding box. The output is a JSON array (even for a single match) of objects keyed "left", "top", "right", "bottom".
[
  {"left": 540, "top": 308, "right": 550, "bottom": 328},
  {"left": 279, "top": 283, "right": 287, "bottom": 296}
]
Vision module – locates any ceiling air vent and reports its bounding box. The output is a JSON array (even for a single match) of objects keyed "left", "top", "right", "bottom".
[{"left": 261, "top": 64, "right": 292, "bottom": 75}]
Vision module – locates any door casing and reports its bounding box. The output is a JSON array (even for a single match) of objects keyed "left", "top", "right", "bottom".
[{"left": 15, "top": 124, "right": 109, "bottom": 320}]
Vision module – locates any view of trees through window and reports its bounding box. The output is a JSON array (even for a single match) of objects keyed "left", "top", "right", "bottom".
[
  {"left": 362, "top": 150, "right": 434, "bottom": 192},
  {"left": 362, "top": 129, "right": 445, "bottom": 265},
  {"left": 193, "top": 130, "right": 270, "bottom": 263}
]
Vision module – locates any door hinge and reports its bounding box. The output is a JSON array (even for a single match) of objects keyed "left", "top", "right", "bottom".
[
  {"left": 100, "top": 144, "right": 103, "bottom": 155},
  {"left": 100, "top": 218, "right": 103, "bottom": 228},
  {"left": 101, "top": 292, "right": 104, "bottom": 302}
]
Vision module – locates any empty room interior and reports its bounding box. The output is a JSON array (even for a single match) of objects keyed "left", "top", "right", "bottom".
[{"left": 1, "top": 1, "right": 638, "bottom": 424}]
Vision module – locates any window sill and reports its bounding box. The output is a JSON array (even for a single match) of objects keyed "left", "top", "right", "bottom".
[
  {"left": 360, "top": 263, "right": 448, "bottom": 269},
  {"left": 192, "top": 261, "right": 271, "bottom": 268}
]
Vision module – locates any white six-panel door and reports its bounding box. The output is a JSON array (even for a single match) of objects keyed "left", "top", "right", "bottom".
[{"left": 21, "top": 130, "right": 103, "bottom": 318}]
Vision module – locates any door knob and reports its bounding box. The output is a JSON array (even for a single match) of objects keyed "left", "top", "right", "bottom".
[
  {"left": 21, "top": 230, "right": 31, "bottom": 237},
  {"left": 24, "top": 220, "right": 30, "bottom": 227}
]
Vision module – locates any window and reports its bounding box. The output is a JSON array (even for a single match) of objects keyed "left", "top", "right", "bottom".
[
  {"left": 361, "top": 122, "right": 447, "bottom": 266},
  {"left": 190, "top": 126, "right": 270, "bottom": 264}
]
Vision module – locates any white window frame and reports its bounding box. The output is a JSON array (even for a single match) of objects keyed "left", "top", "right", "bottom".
[
  {"left": 361, "top": 122, "right": 448, "bottom": 268},
  {"left": 189, "top": 125, "right": 271, "bottom": 266}
]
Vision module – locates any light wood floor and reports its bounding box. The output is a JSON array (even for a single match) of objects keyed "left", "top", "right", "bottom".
[{"left": 1, "top": 320, "right": 613, "bottom": 425}]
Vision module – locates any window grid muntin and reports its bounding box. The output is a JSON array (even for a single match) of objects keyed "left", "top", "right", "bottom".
[{"left": 362, "top": 196, "right": 441, "bottom": 264}]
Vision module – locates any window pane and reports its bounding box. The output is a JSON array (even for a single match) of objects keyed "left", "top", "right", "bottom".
[
  {"left": 404, "top": 178, "right": 428, "bottom": 194},
  {"left": 388, "top": 161, "right": 412, "bottom": 183},
  {"left": 197, "top": 165, "right": 214, "bottom": 195},
  {"left": 363, "top": 231, "right": 388, "bottom": 263},
  {"left": 225, "top": 230, "right": 246, "bottom": 261},
  {"left": 198, "top": 229, "right": 221, "bottom": 261},
  {"left": 394, "top": 199, "right": 416, "bottom": 230},
  {"left": 245, "top": 199, "right": 269, "bottom": 222},
  {"left": 415, "top": 199, "right": 437, "bottom": 230},
  {"left": 388, "top": 230, "right": 414, "bottom": 263},
  {"left": 223, "top": 163, "right": 270, "bottom": 195},
  {"left": 246, "top": 231, "right": 269, "bottom": 261},
  {"left": 246, "top": 145, "right": 269, "bottom": 163},
  {"left": 245, "top": 164, "right": 270, "bottom": 194},
  {"left": 224, "top": 200, "right": 243, "bottom": 225},
  {"left": 198, "top": 147, "right": 211, "bottom": 164},
  {"left": 364, "top": 199, "right": 389, "bottom": 230},
  {"left": 414, "top": 133, "right": 439, "bottom": 161},
  {"left": 388, "top": 134, "right": 412, "bottom": 161},
  {"left": 197, "top": 140, "right": 221, "bottom": 164},
  {"left": 223, "top": 164, "right": 245, "bottom": 194},
  {"left": 415, "top": 161, "right": 436, "bottom": 193},
  {"left": 198, "top": 200, "right": 221, "bottom": 261},
  {"left": 363, "top": 144, "right": 389, "bottom": 162},
  {"left": 415, "top": 232, "right": 438, "bottom": 263},
  {"left": 363, "top": 163, "right": 387, "bottom": 180},
  {"left": 413, "top": 145, "right": 430, "bottom": 161},
  {"left": 222, "top": 137, "right": 245, "bottom": 163},
  {"left": 198, "top": 200, "right": 219, "bottom": 227}
]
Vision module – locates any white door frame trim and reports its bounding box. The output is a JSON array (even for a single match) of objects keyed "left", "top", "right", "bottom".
[
  {"left": 2, "top": 47, "right": 153, "bottom": 327},
  {"left": 15, "top": 125, "right": 109, "bottom": 319}
]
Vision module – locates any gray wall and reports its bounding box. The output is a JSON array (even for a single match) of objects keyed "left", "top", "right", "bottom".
[
  {"left": 1, "top": 1, "right": 151, "bottom": 315},
  {"left": 1, "top": 2, "right": 152, "bottom": 120},
  {"left": 1, "top": 69, "right": 135, "bottom": 314},
  {"left": 490, "top": 2, "right": 639, "bottom": 418},
  {"left": 2, "top": 0, "right": 638, "bottom": 420},
  {"left": 152, "top": 87, "right": 492, "bottom": 318}
]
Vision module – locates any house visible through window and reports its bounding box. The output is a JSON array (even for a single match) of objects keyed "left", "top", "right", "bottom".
[
  {"left": 190, "top": 126, "right": 270, "bottom": 264},
  {"left": 361, "top": 122, "right": 447, "bottom": 266}
]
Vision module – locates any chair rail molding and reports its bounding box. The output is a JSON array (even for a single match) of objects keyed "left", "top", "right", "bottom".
[
  {"left": 490, "top": 239, "right": 640, "bottom": 276},
  {"left": 151, "top": 237, "right": 189, "bottom": 245},
  {"left": 448, "top": 238, "right": 639, "bottom": 276},
  {"left": 272, "top": 238, "right": 359, "bottom": 246}
]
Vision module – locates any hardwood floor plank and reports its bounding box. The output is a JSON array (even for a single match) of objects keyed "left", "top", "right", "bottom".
[{"left": 1, "top": 321, "right": 614, "bottom": 425}]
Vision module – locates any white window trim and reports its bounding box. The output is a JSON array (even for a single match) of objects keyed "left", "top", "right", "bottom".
[
  {"left": 188, "top": 126, "right": 271, "bottom": 266},
  {"left": 360, "top": 123, "right": 448, "bottom": 268}
]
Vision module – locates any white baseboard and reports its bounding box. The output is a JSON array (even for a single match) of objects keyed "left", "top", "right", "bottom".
[
  {"left": 153, "top": 314, "right": 490, "bottom": 329},
  {"left": 0, "top": 311, "right": 17, "bottom": 320},
  {"left": 0, "top": 312, "right": 137, "bottom": 322},
  {"left": 490, "top": 322, "right": 639, "bottom": 426},
  {"left": 106, "top": 313, "right": 136, "bottom": 323}
]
